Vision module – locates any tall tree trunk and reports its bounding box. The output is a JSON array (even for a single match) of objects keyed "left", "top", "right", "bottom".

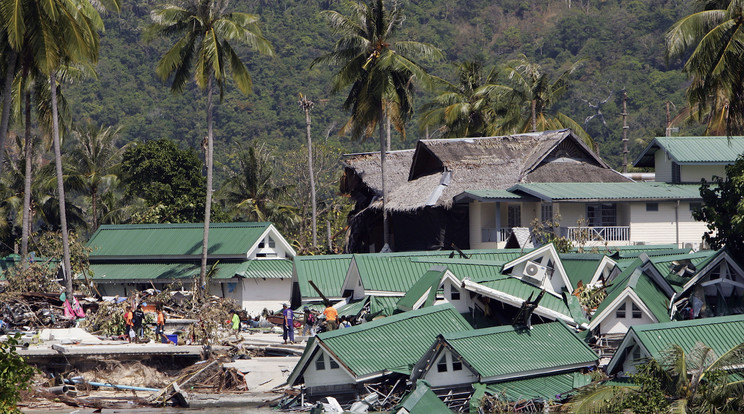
[
  {"left": 50, "top": 72, "right": 73, "bottom": 294},
  {"left": 386, "top": 109, "right": 391, "bottom": 153},
  {"left": 199, "top": 77, "right": 214, "bottom": 299},
  {"left": 21, "top": 89, "right": 32, "bottom": 266},
  {"left": 302, "top": 98, "right": 317, "bottom": 249},
  {"left": 0, "top": 51, "right": 18, "bottom": 176},
  {"left": 91, "top": 187, "right": 98, "bottom": 231},
  {"left": 531, "top": 99, "right": 537, "bottom": 132},
  {"left": 380, "top": 108, "right": 389, "bottom": 250}
]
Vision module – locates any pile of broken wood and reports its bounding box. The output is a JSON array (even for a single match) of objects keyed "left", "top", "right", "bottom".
[{"left": 0, "top": 292, "right": 85, "bottom": 331}]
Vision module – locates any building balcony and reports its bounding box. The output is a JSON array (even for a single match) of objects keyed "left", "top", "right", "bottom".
[
  {"left": 563, "top": 226, "right": 630, "bottom": 242},
  {"left": 481, "top": 227, "right": 511, "bottom": 243}
]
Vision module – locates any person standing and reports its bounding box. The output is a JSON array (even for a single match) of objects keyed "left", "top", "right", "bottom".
[
  {"left": 124, "top": 305, "right": 134, "bottom": 342},
  {"left": 282, "top": 304, "right": 295, "bottom": 344},
  {"left": 231, "top": 310, "right": 241, "bottom": 339},
  {"left": 132, "top": 305, "right": 145, "bottom": 343},
  {"left": 156, "top": 305, "right": 173, "bottom": 344},
  {"left": 302, "top": 306, "right": 316, "bottom": 337},
  {"left": 323, "top": 304, "right": 338, "bottom": 331}
]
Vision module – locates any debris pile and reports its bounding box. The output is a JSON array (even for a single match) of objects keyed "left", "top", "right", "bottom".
[{"left": 0, "top": 292, "right": 78, "bottom": 330}]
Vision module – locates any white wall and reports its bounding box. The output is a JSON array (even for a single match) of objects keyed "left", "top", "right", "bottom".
[
  {"left": 304, "top": 350, "right": 355, "bottom": 387},
  {"left": 422, "top": 349, "right": 479, "bottom": 388},
  {"left": 654, "top": 150, "right": 673, "bottom": 183},
  {"left": 598, "top": 297, "right": 656, "bottom": 335},
  {"left": 680, "top": 164, "right": 727, "bottom": 183},
  {"left": 469, "top": 201, "right": 482, "bottom": 248},
  {"left": 629, "top": 202, "right": 707, "bottom": 246},
  {"left": 442, "top": 280, "right": 472, "bottom": 314}
]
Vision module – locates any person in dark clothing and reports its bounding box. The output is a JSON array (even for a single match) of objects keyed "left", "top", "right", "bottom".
[{"left": 132, "top": 305, "right": 145, "bottom": 343}]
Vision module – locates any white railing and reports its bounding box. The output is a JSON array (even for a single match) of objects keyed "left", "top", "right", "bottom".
[
  {"left": 564, "top": 226, "right": 630, "bottom": 242},
  {"left": 481, "top": 228, "right": 511, "bottom": 243}
]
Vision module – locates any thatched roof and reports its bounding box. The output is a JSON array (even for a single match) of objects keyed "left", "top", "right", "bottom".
[
  {"left": 380, "top": 130, "right": 629, "bottom": 211},
  {"left": 341, "top": 149, "right": 414, "bottom": 195}
]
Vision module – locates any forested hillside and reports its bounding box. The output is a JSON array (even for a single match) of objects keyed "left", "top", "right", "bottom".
[{"left": 66, "top": 0, "right": 697, "bottom": 171}]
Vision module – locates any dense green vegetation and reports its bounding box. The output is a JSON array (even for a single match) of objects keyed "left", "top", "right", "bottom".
[{"left": 64, "top": 0, "right": 699, "bottom": 169}]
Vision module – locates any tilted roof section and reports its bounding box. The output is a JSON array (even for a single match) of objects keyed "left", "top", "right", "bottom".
[
  {"left": 646, "top": 250, "right": 719, "bottom": 292},
  {"left": 634, "top": 136, "right": 744, "bottom": 167},
  {"left": 298, "top": 304, "right": 472, "bottom": 380},
  {"left": 507, "top": 182, "right": 704, "bottom": 202},
  {"left": 380, "top": 129, "right": 629, "bottom": 211},
  {"left": 484, "top": 372, "right": 592, "bottom": 402},
  {"left": 88, "top": 222, "right": 274, "bottom": 258},
  {"left": 440, "top": 322, "right": 597, "bottom": 380},
  {"left": 293, "top": 254, "right": 354, "bottom": 299}
]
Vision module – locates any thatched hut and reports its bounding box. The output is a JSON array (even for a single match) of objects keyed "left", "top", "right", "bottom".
[{"left": 341, "top": 129, "right": 629, "bottom": 253}]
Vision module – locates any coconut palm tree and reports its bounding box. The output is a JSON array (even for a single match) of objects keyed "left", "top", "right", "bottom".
[
  {"left": 148, "top": 0, "right": 273, "bottom": 297},
  {"left": 498, "top": 55, "right": 594, "bottom": 147},
  {"left": 419, "top": 60, "right": 509, "bottom": 138},
  {"left": 67, "top": 123, "right": 124, "bottom": 232},
  {"left": 666, "top": 0, "right": 744, "bottom": 135},
  {"left": 220, "top": 145, "right": 298, "bottom": 231},
  {"left": 313, "top": 0, "right": 441, "bottom": 249}
]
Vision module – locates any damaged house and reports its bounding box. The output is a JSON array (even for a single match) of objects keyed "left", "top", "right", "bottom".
[
  {"left": 340, "top": 129, "right": 629, "bottom": 253},
  {"left": 287, "top": 304, "right": 472, "bottom": 397}
]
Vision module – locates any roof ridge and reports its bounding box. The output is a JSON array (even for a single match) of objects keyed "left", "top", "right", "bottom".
[
  {"left": 443, "top": 320, "right": 565, "bottom": 340},
  {"left": 631, "top": 314, "right": 744, "bottom": 332}
]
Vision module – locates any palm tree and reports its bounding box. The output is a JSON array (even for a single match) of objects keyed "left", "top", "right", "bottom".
[
  {"left": 0, "top": 47, "right": 18, "bottom": 176},
  {"left": 666, "top": 0, "right": 744, "bottom": 135},
  {"left": 67, "top": 123, "right": 124, "bottom": 232},
  {"left": 220, "top": 145, "right": 298, "bottom": 231},
  {"left": 1, "top": 0, "right": 107, "bottom": 294},
  {"left": 565, "top": 342, "right": 744, "bottom": 413},
  {"left": 313, "top": 0, "right": 442, "bottom": 249},
  {"left": 419, "top": 60, "right": 509, "bottom": 138},
  {"left": 499, "top": 55, "right": 594, "bottom": 147},
  {"left": 298, "top": 93, "right": 317, "bottom": 248},
  {"left": 148, "top": 0, "right": 273, "bottom": 297}
]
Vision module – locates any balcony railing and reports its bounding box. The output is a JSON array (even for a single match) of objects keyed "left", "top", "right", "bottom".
[
  {"left": 564, "top": 226, "right": 630, "bottom": 242},
  {"left": 481, "top": 227, "right": 511, "bottom": 243}
]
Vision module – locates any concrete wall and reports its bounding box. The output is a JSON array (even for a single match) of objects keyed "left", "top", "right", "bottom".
[
  {"left": 422, "top": 349, "right": 479, "bottom": 388},
  {"left": 629, "top": 202, "right": 706, "bottom": 247},
  {"left": 598, "top": 296, "right": 656, "bottom": 335}
]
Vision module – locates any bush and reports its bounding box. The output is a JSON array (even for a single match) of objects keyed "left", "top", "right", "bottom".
[{"left": 0, "top": 334, "right": 37, "bottom": 413}]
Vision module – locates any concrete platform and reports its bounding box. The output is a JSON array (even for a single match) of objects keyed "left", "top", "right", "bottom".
[{"left": 224, "top": 356, "right": 300, "bottom": 391}]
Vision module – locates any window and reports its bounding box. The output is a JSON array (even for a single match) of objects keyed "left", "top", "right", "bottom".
[
  {"left": 508, "top": 205, "right": 521, "bottom": 228},
  {"left": 258, "top": 239, "right": 265, "bottom": 248},
  {"left": 586, "top": 203, "right": 617, "bottom": 227},
  {"left": 452, "top": 360, "right": 463, "bottom": 371},
  {"left": 672, "top": 162, "right": 681, "bottom": 183},
  {"left": 329, "top": 358, "right": 339, "bottom": 369},
  {"left": 315, "top": 355, "right": 325, "bottom": 370},
  {"left": 450, "top": 287, "right": 461, "bottom": 301},
  {"left": 437, "top": 356, "right": 448, "bottom": 373},
  {"left": 541, "top": 203, "right": 553, "bottom": 223},
  {"left": 268, "top": 237, "right": 276, "bottom": 248},
  {"left": 616, "top": 302, "right": 626, "bottom": 318},
  {"left": 690, "top": 202, "right": 702, "bottom": 212},
  {"left": 646, "top": 203, "right": 658, "bottom": 212},
  {"left": 632, "top": 303, "right": 642, "bottom": 319},
  {"left": 632, "top": 346, "right": 642, "bottom": 361}
]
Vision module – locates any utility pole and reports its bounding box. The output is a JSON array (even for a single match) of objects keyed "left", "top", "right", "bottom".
[
  {"left": 299, "top": 94, "right": 317, "bottom": 249},
  {"left": 621, "top": 91, "right": 629, "bottom": 173}
]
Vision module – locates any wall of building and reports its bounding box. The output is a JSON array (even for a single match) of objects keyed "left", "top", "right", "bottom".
[
  {"left": 654, "top": 150, "right": 673, "bottom": 183},
  {"left": 442, "top": 280, "right": 472, "bottom": 314},
  {"left": 422, "top": 349, "right": 479, "bottom": 388},
  {"left": 629, "top": 202, "right": 706, "bottom": 247},
  {"left": 469, "top": 201, "right": 483, "bottom": 249},
  {"left": 680, "top": 164, "right": 727, "bottom": 183},
  {"left": 303, "top": 350, "right": 355, "bottom": 388},
  {"left": 598, "top": 296, "right": 656, "bottom": 335}
]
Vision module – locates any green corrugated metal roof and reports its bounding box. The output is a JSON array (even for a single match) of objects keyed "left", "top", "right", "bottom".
[
  {"left": 370, "top": 295, "right": 400, "bottom": 317},
  {"left": 629, "top": 314, "right": 744, "bottom": 363},
  {"left": 591, "top": 261, "right": 672, "bottom": 324},
  {"left": 456, "top": 189, "right": 527, "bottom": 201},
  {"left": 559, "top": 255, "right": 603, "bottom": 288},
  {"left": 635, "top": 136, "right": 744, "bottom": 167},
  {"left": 238, "top": 259, "right": 292, "bottom": 279},
  {"left": 484, "top": 372, "right": 593, "bottom": 402},
  {"left": 353, "top": 250, "right": 521, "bottom": 293},
  {"left": 647, "top": 250, "right": 719, "bottom": 292},
  {"left": 87, "top": 260, "right": 277, "bottom": 281},
  {"left": 87, "top": 222, "right": 271, "bottom": 257},
  {"left": 396, "top": 267, "right": 446, "bottom": 312},
  {"left": 476, "top": 277, "right": 572, "bottom": 317},
  {"left": 314, "top": 304, "right": 472, "bottom": 378},
  {"left": 443, "top": 322, "right": 597, "bottom": 380},
  {"left": 411, "top": 258, "right": 507, "bottom": 282},
  {"left": 336, "top": 298, "right": 367, "bottom": 318},
  {"left": 396, "top": 381, "right": 452, "bottom": 413},
  {"left": 508, "top": 182, "right": 704, "bottom": 202},
  {"left": 293, "top": 254, "right": 353, "bottom": 299}
]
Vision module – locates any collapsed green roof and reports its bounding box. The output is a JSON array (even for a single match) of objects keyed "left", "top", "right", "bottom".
[{"left": 292, "top": 254, "right": 354, "bottom": 300}]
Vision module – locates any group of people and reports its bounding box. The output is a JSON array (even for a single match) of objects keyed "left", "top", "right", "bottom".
[{"left": 123, "top": 304, "right": 172, "bottom": 344}]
